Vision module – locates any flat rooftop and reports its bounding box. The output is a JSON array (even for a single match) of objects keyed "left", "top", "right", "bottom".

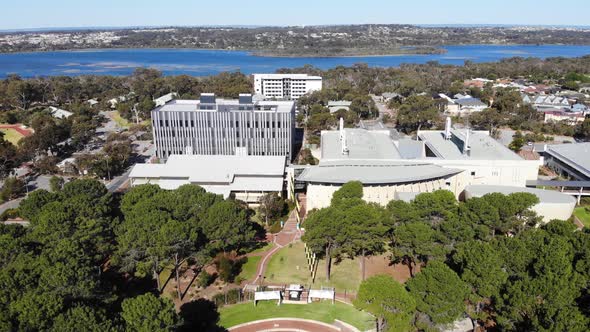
[
  {"left": 545, "top": 143, "right": 590, "bottom": 176},
  {"left": 418, "top": 129, "right": 522, "bottom": 161},
  {"left": 321, "top": 128, "right": 401, "bottom": 160},
  {"left": 254, "top": 73, "right": 322, "bottom": 80},
  {"left": 130, "top": 155, "right": 286, "bottom": 184},
  {"left": 297, "top": 160, "right": 462, "bottom": 185},
  {"left": 154, "top": 99, "right": 295, "bottom": 113}
]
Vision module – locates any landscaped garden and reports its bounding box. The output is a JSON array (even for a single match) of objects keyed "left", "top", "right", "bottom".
[
  {"left": 237, "top": 256, "right": 261, "bottom": 282},
  {"left": 219, "top": 300, "right": 374, "bottom": 330},
  {"left": 264, "top": 241, "right": 362, "bottom": 293},
  {"left": 574, "top": 206, "right": 590, "bottom": 228}
]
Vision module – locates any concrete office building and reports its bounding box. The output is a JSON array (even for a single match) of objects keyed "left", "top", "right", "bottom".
[
  {"left": 295, "top": 118, "right": 539, "bottom": 211},
  {"left": 151, "top": 93, "right": 295, "bottom": 160},
  {"left": 296, "top": 119, "right": 468, "bottom": 210},
  {"left": 417, "top": 120, "right": 539, "bottom": 188},
  {"left": 253, "top": 74, "right": 322, "bottom": 100},
  {"left": 129, "top": 154, "right": 286, "bottom": 205}
]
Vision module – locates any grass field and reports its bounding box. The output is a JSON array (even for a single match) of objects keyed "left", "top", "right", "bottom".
[
  {"left": 574, "top": 207, "right": 590, "bottom": 228},
  {"left": 238, "top": 256, "right": 261, "bottom": 282},
  {"left": 249, "top": 242, "right": 274, "bottom": 255},
  {"left": 265, "top": 242, "right": 361, "bottom": 293},
  {"left": 112, "top": 111, "right": 131, "bottom": 128},
  {"left": 219, "top": 301, "right": 374, "bottom": 330},
  {"left": 0, "top": 128, "right": 25, "bottom": 145}
]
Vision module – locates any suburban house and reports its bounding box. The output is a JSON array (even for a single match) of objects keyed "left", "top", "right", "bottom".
[{"left": 327, "top": 100, "right": 352, "bottom": 113}]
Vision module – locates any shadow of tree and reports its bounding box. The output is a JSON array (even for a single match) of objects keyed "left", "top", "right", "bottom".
[{"left": 179, "top": 299, "right": 227, "bottom": 332}]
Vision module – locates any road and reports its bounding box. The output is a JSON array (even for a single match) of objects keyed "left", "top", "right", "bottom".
[
  {"left": 106, "top": 167, "right": 132, "bottom": 192},
  {"left": 0, "top": 174, "right": 53, "bottom": 215},
  {"left": 370, "top": 94, "right": 395, "bottom": 120}
]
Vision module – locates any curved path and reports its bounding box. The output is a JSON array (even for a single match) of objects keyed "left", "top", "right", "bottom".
[
  {"left": 252, "top": 210, "right": 302, "bottom": 284},
  {"left": 228, "top": 318, "right": 350, "bottom": 332}
]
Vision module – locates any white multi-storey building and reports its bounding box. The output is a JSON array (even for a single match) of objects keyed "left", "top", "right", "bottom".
[
  {"left": 151, "top": 93, "right": 295, "bottom": 160},
  {"left": 253, "top": 74, "right": 322, "bottom": 100}
]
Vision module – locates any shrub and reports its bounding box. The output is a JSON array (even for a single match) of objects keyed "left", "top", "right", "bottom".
[
  {"left": 212, "top": 288, "right": 242, "bottom": 307},
  {"left": 0, "top": 208, "right": 19, "bottom": 221},
  {"left": 269, "top": 220, "right": 282, "bottom": 234},
  {"left": 197, "top": 271, "right": 216, "bottom": 288},
  {"left": 215, "top": 254, "right": 246, "bottom": 283}
]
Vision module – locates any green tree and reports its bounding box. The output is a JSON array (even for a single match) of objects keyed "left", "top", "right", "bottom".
[
  {"left": 51, "top": 305, "right": 114, "bottom": 332},
  {"left": 201, "top": 200, "right": 256, "bottom": 253},
  {"left": 258, "top": 192, "right": 284, "bottom": 226},
  {"left": 391, "top": 222, "right": 442, "bottom": 276},
  {"left": 509, "top": 131, "right": 525, "bottom": 152},
  {"left": 407, "top": 261, "right": 469, "bottom": 325},
  {"left": 452, "top": 241, "right": 507, "bottom": 325},
  {"left": 396, "top": 95, "right": 439, "bottom": 133},
  {"left": 331, "top": 180, "right": 363, "bottom": 205},
  {"left": 121, "top": 293, "right": 179, "bottom": 332},
  {"left": 10, "top": 291, "right": 64, "bottom": 331},
  {"left": 341, "top": 202, "right": 387, "bottom": 280},
  {"left": 49, "top": 176, "right": 65, "bottom": 192},
  {"left": 302, "top": 207, "right": 346, "bottom": 281},
  {"left": 0, "top": 176, "right": 25, "bottom": 202},
  {"left": 0, "top": 132, "right": 18, "bottom": 179},
  {"left": 354, "top": 275, "right": 416, "bottom": 332}
]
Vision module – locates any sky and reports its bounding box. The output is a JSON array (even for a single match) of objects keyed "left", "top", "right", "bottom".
[{"left": 2, "top": 0, "right": 590, "bottom": 30}]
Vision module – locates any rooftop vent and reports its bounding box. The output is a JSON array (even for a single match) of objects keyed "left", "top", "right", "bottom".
[
  {"left": 200, "top": 93, "right": 216, "bottom": 104},
  {"left": 239, "top": 93, "right": 253, "bottom": 104},
  {"left": 444, "top": 116, "right": 452, "bottom": 140}
]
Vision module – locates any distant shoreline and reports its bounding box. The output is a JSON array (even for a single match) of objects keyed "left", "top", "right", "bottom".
[
  {"left": 0, "top": 46, "right": 446, "bottom": 57},
  {"left": 2, "top": 43, "right": 590, "bottom": 58}
]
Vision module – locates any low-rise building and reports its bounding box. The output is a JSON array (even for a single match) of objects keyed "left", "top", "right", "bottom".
[
  {"left": 544, "top": 143, "right": 590, "bottom": 181},
  {"left": 296, "top": 121, "right": 466, "bottom": 210},
  {"left": 129, "top": 154, "right": 287, "bottom": 205},
  {"left": 294, "top": 117, "right": 540, "bottom": 211},
  {"left": 48, "top": 106, "right": 73, "bottom": 119},
  {"left": 543, "top": 110, "right": 586, "bottom": 125},
  {"left": 327, "top": 100, "right": 352, "bottom": 113},
  {"left": 464, "top": 185, "right": 576, "bottom": 223},
  {"left": 154, "top": 92, "right": 178, "bottom": 107}
]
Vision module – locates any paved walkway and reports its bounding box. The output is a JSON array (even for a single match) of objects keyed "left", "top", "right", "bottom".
[
  {"left": 252, "top": 209, "right": 302, "bottom": 284},
  {"left": 229, "top": 318, "right": 359, "bottom": 332}
]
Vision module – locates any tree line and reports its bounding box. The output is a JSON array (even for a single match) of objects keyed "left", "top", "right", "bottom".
[
  {"left": 0, "top": 179, "right": 259, "bottom": 331},
  {"left": 303, "top": 182, "right": 590, "bottom": 331}
]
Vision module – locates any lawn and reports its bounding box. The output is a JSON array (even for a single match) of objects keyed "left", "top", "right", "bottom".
[
  {"left": 574, "top": 207, "right": 590, "bottom": 228},
  {"left": 248, "top": 242, "right": 274, "bottom": 255},
  {"left": 219, "top": 300, "right": 374, "bottom": 330},
  {"left": 238, "top": 256, "right": 261, "bottom": 282},
  {"left": 0, "top": 128, "right": 24, "bottom": 145},
  {"left": 111, "top": 111, "right": 131, "bottom": 128},
  {"left": 265, "top": 242, "right": 361, "bottom": 293}
]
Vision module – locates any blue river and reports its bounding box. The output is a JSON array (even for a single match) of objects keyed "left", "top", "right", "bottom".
[{"left": 1, "top": 45, "right": 590, "bottom": 78}]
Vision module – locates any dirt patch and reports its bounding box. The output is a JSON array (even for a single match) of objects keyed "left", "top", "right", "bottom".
[{"left": 364, "top": 254, "right": 421, "bottom": 284}]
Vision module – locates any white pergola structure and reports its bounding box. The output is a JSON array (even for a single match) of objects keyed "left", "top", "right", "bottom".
[
  {"left": 254, "top": 291, "right": 282, "bottom": 306},
  {"left": 308, "top": 288, "right": 335, "bottom": 304}
]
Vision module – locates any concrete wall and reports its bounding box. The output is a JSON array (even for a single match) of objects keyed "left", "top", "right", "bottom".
[
  {"left": 464, "top": 187, "right": 576, "bottom": 223},
  {"left": 305, "top": 172, "right": 468, "bottom": 211},
  {"left": 425, "top": 159, "right": 539, "bottom": 188}
]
